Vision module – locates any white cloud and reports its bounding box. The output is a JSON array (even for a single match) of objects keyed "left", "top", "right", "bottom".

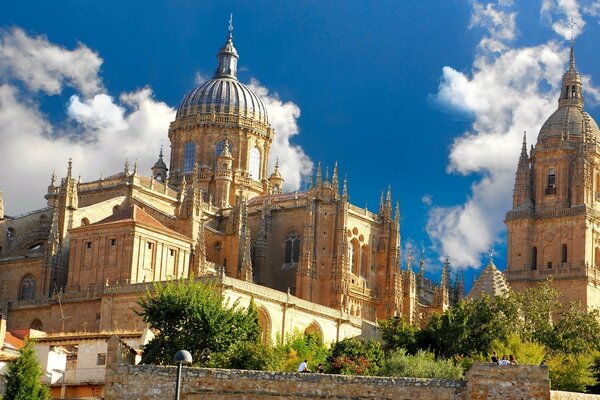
[
  {"left": 0, "top": 28, "right": 102, "bottom": 96},
  {"left": 0, "top": 28, "right": 312, "bottom": 215},
  {"left": 421, "top": 194, "right": 433, "bottom": 206},
  {"left": 425, "top": 0, "right": 600, "bottom": 269},
  {"left": 248, "top": 79, "right": 313, "bottom": 192},
  {"left": 541, "top": 0, "right": 585, "bottom": 39}
]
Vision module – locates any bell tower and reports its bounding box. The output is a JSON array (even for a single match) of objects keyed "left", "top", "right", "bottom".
[{"left": 505, "top": 45, "right": 600, "bottom": 309}]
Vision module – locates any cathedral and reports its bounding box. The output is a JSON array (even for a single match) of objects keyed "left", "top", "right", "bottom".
[
  {"left": 505, "top": 45, "right": 600, "bottom": 310},
  {"left": 0, "top": 27, "right": 462, "bottom": 338}
]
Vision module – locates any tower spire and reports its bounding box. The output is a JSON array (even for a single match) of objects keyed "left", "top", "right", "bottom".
[{"left": 214, "top": 15, "right": 239, "bottom": 79}]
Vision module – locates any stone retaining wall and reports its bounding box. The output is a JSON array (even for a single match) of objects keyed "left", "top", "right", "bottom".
[{"left": 104, "top": 336, "right": 553, "bottom": 400}]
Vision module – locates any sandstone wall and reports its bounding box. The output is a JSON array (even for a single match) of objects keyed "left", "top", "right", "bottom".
[{"left": 104, "top": 336, "right": 554, "bottom": 400}]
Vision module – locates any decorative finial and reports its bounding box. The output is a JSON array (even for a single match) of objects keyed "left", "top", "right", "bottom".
[
  {"left": 159, "top": 139, "right": 164, "bottom": 157},
  {"left": 570, "top": 17, "right": 575, "bottom": 46},
  {"left": 228, "top": 13, "right": 233, "bottom": 37},
  {"left": 489, "top": 248, "right": 494, "bottom": 260},
  {"left": 67, "top": 158, "right": 73, "bottom": 178}
]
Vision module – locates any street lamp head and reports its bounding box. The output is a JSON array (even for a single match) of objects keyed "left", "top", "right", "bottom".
[{"left": 174, "top": 350, "right": 193, "bottom": 365}]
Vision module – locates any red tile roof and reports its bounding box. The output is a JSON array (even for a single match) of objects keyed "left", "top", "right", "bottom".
[{"left": 4, "top": 332, "right": 24, "bottom": 350}]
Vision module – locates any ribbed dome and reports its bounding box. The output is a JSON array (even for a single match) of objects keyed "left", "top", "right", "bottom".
[
  {"left": 538, "top": 45, "right": 600, "bottom": 143},
  {"left": 176, "top": 31, "right": 269, "bottom": 125},
  {"left": 177, "top": 78, "right": 268, "bottom": 124},
  {"left": 538, "top": 106, "right": 600, "bottom": 142}
]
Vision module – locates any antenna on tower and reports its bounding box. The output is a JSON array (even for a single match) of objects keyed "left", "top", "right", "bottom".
[{"left": 228, "top": 13, "right": 233, "bottom": 36}]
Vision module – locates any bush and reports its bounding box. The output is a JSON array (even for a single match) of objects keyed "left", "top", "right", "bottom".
[
  {"left": 273, "top": 331, "right": 330, "bottom": 372},
  {"left": 328, "top": 337, "right": 384, "bottom": 376},
  {"left": 547, "top": 353, "right": 597, "bottom": 392},
  {"left": 210, "top": 341, "right": 283, "bottom": 371},
  {"left": 379, "top": 349, "right": 464, "bottom": 380},
  {"left": 490, "top": 333, "right": 546, "bottom": 365}
]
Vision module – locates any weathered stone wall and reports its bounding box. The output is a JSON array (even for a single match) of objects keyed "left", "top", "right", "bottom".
[
  {"left": 465, "top": 362, "right": 550, "bottom": 400},
  {"left": 551, "top": 391, "right": 600, "bottom": 399},
  {"left": 104, "top": 336, "right": 554, "bottom": 400}
]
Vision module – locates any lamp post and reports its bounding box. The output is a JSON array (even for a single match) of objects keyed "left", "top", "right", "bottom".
[{"left": 174, "top": 350, "right": 193, "bottom": 400}]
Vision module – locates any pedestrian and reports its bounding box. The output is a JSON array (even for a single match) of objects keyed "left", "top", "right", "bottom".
[
  {"left": 298, "top": 359, "right": 310, "bottom": 373},
  {"left": 509, "top": 355, "right": 518, "bottom": 365},
  {"left": 490, "top": 351, "right": 499, "bottom": 364},
  {"left": 499, "top": 354, "right": 509, "bottom": 366},
  {"left": 317, "top": 363, "right": 324, "bottom": 373}
]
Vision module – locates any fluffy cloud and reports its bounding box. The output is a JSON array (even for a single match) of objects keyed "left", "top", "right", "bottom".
[
  {"left": 249, "top": 80, "right": 313, "bottom": 192},
  {"left": 0, "top": 28, "right": 176, "bottom": 214},
  {"left": 426, "top": 0, "right": 600, "bottom": 269},
  {"left": 541, "top": 0, "right": 585, "bottom": 39},
  {"left": 0, "top": 28, "right": 311, "bottom": 215},
  {"left": 0, "top": 27, "right": 102, "bottom": 96}
]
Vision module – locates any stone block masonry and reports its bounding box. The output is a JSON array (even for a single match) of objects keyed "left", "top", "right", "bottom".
[{"left": 105, "top": 336, "right": 554, "bottom": 400}]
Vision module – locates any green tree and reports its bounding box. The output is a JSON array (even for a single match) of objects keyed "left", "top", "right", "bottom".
[
  {"left": 378, "top": 316, "right": 419, "bottom": 354},
  {"left": 552, "top": 305, "right": 600, "bottom": 354},
  {"left": 4, "top": 340, "right": 50, "bottom": 400},
  {"left": 327, "top": 337, "right": 384, "bottom": 376},
  {"left": 137, "top": 277, "right": 261, "bottom": 366},
  {"left": 547, "top": 353, "right": 597, "bottom": 392},
  {"left": 421, "top": 295, "right": 516, "bottom": 358}
]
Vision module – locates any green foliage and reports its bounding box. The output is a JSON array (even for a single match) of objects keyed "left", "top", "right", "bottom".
[
  {"left": 379, "top": 349, "right": 464, "bottom": 380},
  {"left": 211, "top": 341, "right": 283, "bottom": 371},
  {"left": 378, "top": 316, "right": 419, "bottom": 354},
  {"left": 547, "top": 352, "right": 597, "bottom": 392},
  {"left": 551, "top": 305, "right": 600, "bottom": 355},
  {"left": 420, "top": 295, "right": 516, "bottom": 358},
  {"left": 490, "top": 333, "right": 546, "bottom": 365},
  {"left": 328, "top": 337, "right": 384, "bottom": 376},
  {"left": 137, "top": 277, "right": 261, "bottom": 366},
  {"left": 4, "top": 341, "right": 50, "bottom": 400},
  {"left": 511, "top": 280, "right": 560, "bottom": 346},
  {"left": 273, "top": 331, "right": 329, "bottom": 372},
  {"left": 588, "top": 352, "right": 600, "bottom": 394}
]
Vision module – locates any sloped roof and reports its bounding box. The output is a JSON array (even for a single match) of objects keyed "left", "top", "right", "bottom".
[
  {"left": 74, "top": 204, "right": 190, "bottom": 241},
  {"left": 468, "top": 258, "right": 510, "bottom": 300},
  {"left": 247, "top": 191, "right": 307, "bottom": 207},
  {"left": 4, "top": 332, "right": 24, "bottom": 350}
]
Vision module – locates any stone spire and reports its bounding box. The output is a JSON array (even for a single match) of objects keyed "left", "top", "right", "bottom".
[
  {"left": 268, "top": 158, "right": 284, "bottom": 194},
  {"left": 240, "top": 222, "right": 253, "bottom": 282},
  {"left": 0, "top": 192, "right": 4, "bottom": 221},
  {"left": 315, "top": 162, "right": 322, "bottom": 186},
  {"left": 559, "top": 44, "right": 583, "bottom": 109},
  {"left": 468, "top": 255, "right": 510, "bottom": 299},
  {"left": 512, "top": 132, "right": 533, "bottom": 210},
  {"left": 214, "top": 15, "right": 239, "bottom": 79},
  {"left": 332, "top": 162, "right": 339, "bottom": 198},
  {"left": 419, "top": 251, "right": 425, "bottom": 276},
  {"left": 342, "top": 175, "right": 348, "bottom": 202},
  {"left": 151, "top": 145, "right": 168, "bottom": 182}
]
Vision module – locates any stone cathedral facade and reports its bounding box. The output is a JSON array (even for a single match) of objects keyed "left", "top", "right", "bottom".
[
  {"left": 0, "top": 29, "right": 462, "bottom": 337},
  {"left": 505, "top": 46, "right": 600, "bottom": 310}
]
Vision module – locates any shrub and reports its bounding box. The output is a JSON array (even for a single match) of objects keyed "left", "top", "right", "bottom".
[
  {"left": 490, "top": 333, "right": 546, "bottom": 365},
  {"left": 547, "top": 353, "right": 597, "bottom": 392},
  {"left": 327, "top": 337, "right": 384, "bottom": 375},
  {"left": 379, "top": 349, "right": 463, "bottom": 380}
]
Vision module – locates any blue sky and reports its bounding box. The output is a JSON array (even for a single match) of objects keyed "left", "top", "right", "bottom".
[{"left": 2, "top": 1, "right": 600, "bottom": 289}]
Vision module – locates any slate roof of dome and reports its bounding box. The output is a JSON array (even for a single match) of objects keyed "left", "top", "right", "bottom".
[
  {"left": 467, "top": 258, "right": 510, "bottom": 300},
  {"left": 176, "top": 31, "right": 268, "bottom": 125}
]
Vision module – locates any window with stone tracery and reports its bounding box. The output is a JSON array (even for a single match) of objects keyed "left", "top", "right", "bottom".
[
  {"left": 249, "top": 147, "right": 261, "bottom": 180},
  {"left": 183, "top": 141, "right": 196, "bottom": 173},
  {"left": 284, "top": 231, "right": 300, "bottom": 264},
  {"left": 19, "top": 275, "right": 36, "bottom": 301}
]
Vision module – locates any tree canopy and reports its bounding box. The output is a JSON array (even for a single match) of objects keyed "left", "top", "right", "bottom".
[{"left": 138, "top": 277, "right": 261, "bottom": 366}]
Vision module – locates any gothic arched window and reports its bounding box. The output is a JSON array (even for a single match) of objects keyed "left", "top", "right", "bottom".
[
  {"left": 531, "top": 247, "right": 538, "bottom": 270},
  {"left": 183, "top": 141, "right": 196, "bottom": 173},
  {"left": 30, "top": 319, "right": 43, "bottom": 330},
  {"left": 284, "top": 231, "right": 300, "bottom": 264},
  {"left": 361, "top": 245, "right": 369, "bottom": 276},
  {"left": 350, "top": 240, "right": 360, "bottom": 275},
  {"left": 249, "top": 147, "right": 261, "bottom": 180},
  {"left": 19, "top": 275, "right": 36, "bottom": 301}
]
